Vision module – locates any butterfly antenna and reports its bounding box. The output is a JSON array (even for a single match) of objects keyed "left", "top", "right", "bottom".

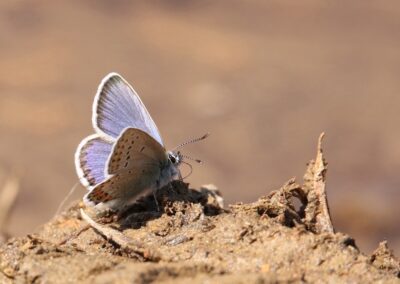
[
  {"left": 181, "top": 154, "right": 203, "bottom": 164},
  {"left": 172, "top": 133, "right": 210, "bottom": 152},
  {"left": 181, "top": 161, "right": 193, "bottom": 179}
]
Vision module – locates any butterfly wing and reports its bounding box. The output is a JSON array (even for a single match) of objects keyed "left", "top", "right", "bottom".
[
  {"left": 107, "top": 127, "right": 168, "bottom": 175},
  {"left": 77, "top": 73, "right": 168, "bottom": 204},
  {"left": 75, "top": 134, "right": 113, "bottom": 189},
  {"left": 84, "top": 162, "right": 161, "bottom": 207},
  {"left": 92, "top": 73, "right": 163, "bottom": 145}
]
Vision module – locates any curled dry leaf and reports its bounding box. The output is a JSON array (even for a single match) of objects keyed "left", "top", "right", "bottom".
[{"left": 303, "top": 133, "right": 334, "bottom": 234}]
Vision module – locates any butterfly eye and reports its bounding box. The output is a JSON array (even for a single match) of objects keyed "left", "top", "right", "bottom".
[{"left": 169, "top": 154, "right": 176, "bottom": 164}]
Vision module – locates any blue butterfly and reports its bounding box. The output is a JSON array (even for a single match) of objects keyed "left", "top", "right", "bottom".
[{"left": 75, "top": 73, "right": 207, "bottom": 211}]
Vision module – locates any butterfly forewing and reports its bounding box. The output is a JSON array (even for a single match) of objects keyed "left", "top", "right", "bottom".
[
  {"left": 107, "top": 128, "right": 168, "bottom": 175},
  {"left": 75, "top": 134, "right": 113, "bottom": 189},
  {"left": 93, "top": 73, "right": 163, "bottom": 145}
]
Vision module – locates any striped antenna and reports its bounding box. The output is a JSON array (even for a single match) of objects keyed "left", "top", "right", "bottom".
[
  {"left": 180, "top": 153, "right": 203, "bottom": 164},
  {"left": 172, "top": 133, "right": 210, "bottom": 152}
]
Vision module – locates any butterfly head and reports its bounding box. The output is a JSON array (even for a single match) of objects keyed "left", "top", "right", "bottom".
[
  {"left": 168, "top": 151, "right": 183, "bottom": 166},
  {"left": 169, "top": 133, "right": 210, "bottom": 165},
  {"left": 166, "top": 133, "right": 209, "bottom": 179}
]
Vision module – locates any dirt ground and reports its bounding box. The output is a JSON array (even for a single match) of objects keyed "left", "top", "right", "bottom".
[{"left": 1, "top": 138, "right": 398, "bottom": 283}]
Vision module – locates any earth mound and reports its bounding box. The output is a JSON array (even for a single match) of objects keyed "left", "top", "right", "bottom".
[{"left": 0, "top": 135, "right": 398, "bottom": 283}]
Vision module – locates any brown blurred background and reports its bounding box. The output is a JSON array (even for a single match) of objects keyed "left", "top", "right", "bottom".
[{"left": 0, "top": 1, "right": 399, "bottom": 254}]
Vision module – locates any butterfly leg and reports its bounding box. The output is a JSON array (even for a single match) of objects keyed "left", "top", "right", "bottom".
[
  {"left": 178, "top": 169, "right": 183, "bottom": 182},
  {"left": 153, "top": 191, "right": 160, "bottom": 212},
  {"left": 153, "top": 180, "right": 161, "bottom": 212}
]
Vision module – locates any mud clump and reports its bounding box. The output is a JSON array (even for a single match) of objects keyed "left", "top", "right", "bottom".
[{"left": 0, "top": 136, "right": 399, "bottom": 283}]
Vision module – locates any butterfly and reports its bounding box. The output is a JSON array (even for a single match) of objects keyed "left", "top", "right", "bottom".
[{"left": 75, "top": 73, "right": 208, "bottom": 211}]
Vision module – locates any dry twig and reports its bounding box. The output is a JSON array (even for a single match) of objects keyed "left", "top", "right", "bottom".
[{"left": 80, "top": 209, "right": 160, "bottom": 261}]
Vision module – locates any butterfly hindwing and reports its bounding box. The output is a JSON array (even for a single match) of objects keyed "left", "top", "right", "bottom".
[
  {"left": 75, "top": 134, "right": 113, "bottom": 189},
  {"left": 84, "top": 163, "right": 161, "bottom": 206},
  {"left": 93, "top": 73, "right": 163, "bottom": 145},
  {"left": 107, "top": 127, "right": 168, "bottom": 175}
]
